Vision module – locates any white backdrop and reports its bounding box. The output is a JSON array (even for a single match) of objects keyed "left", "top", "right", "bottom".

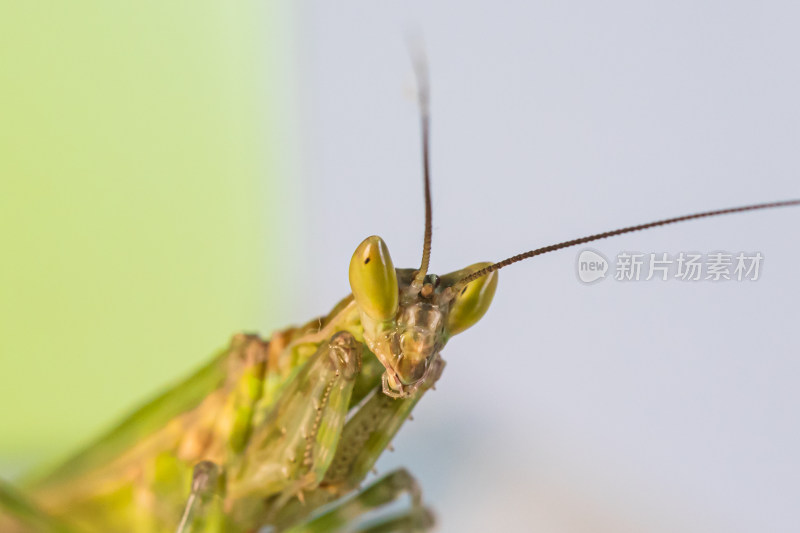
[{"left": 279, "top": 2, "right": 800, "bottom": 532}]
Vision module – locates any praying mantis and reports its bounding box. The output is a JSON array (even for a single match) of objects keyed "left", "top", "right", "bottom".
[
  {"left": 1, "top": 43, "right": 798, "bottom": 531},
  {"left": 4, "top": 15, "right": 800, "bottom": 528}
]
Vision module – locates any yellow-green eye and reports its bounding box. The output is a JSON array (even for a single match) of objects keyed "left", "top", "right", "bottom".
[
  {"left": 349, "top": 236, "right": 399, "bottom": 322},
  {"left": 443, "top": 262, "right": 498, "bottom": 335}
]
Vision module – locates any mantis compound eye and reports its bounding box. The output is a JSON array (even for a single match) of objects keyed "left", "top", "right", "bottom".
[
  {"left": 443, "top": 262, "right": 498, "bottom": 335},
  {"left": 349, "top": 236, "right": 399, "bottom": 323}
]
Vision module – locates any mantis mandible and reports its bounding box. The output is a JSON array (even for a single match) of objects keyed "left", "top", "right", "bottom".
[{"left": 1, "top": 53, "right": 798, "bottom": 533}]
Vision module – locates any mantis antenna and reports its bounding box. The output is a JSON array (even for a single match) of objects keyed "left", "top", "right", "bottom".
[
  {"left": 451, "top": 199, "right": 800, "bottom": 292},
  {"left": 410, "top": 45, "right": 433, "bottom": 291},
  {"left": 401, "top": 48, "right": 799, "bottom": 294}
]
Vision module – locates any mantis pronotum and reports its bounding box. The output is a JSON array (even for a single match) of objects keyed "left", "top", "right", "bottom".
[{"left": 1, "top": 48, "right": 798, "bottom": 532}]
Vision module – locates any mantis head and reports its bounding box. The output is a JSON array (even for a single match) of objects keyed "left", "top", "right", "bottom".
[{"left": 348, "top": 235, "right": 498, "bottom": 398}]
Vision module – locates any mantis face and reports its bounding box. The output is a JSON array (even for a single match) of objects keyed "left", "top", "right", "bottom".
[{"left": 348, "top": 235, "right": 498, "bottom": 398}]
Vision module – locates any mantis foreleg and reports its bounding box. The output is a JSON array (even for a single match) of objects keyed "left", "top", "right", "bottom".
[
  {"left": 324, "top": 357, "right": 445, "bottom": 491},
  {"left": 227, "top": 331, "right": 362, "bottom": 526},
  {"left": 271, "top": 357, "right": 444, "bottom": 530}
]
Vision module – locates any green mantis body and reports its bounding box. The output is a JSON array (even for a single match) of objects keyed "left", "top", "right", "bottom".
[
  {"left": 0, "top": 257, "right": 495, "bottom": 532},
  {"left": 3, "top": 195, "right": 797, "bottom": 533}
]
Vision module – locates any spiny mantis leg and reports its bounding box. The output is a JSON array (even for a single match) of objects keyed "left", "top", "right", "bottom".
[
  {"left": 227, "top": 331, "right": 362, "bottom": 525},
  {"left": 0, "top": 477, "right": 76, "bottom": 533},
  {"left": 283, "top": 469, "right": 433, "bottom": 533},
  {"left": 326, "top": 356, "right": 445, "bottom": 490},
  {"left": 175, "top": 461, "right": 222, "bottom": 533},
  {"left": 351, "top": 507, "right": 435, "bottom": 533},
  {"left": 272, "top": 357, "right": 445, "bottom": 529}
]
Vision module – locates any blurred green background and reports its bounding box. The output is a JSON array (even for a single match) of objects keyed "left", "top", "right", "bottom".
[{"left": 0, "top": 3, "right": 295, "bottom": 476}]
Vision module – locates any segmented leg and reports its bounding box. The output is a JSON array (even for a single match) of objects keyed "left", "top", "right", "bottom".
[
  {"left": 283, "top": 469, "right": 432, "bottom": 533},
  {"left": 175, "top": 461, "right": 222, "bottom": 533},
  {"left": 272, "top": 357, "right": 445, "bottom": 530},
  {"left": 351, "top": 508, "right": 434, "bottom": 533},
  {"left": 324, "top": 357, "right": 445, "bottom": 491},
  {"left": 227, "top": 331, "right": 363, "bottom": 526}
]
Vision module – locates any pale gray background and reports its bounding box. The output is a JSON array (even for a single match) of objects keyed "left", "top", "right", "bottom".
[{"left": 279, "top": 2, "right": 800, "bottom": 532}]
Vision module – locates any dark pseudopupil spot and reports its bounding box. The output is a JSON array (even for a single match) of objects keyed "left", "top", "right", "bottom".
[
  {"left": 364, "top": 257, "right": 371, "bottom": 264},
  {"left": 460, "top": 287, "right": 467, "bottom": 296}
]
